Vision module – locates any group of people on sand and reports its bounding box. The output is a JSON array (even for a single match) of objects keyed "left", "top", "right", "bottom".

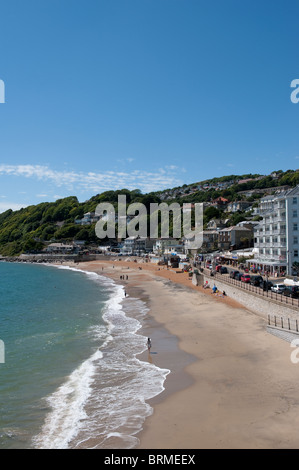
[
  {"left": 203, "top": 281, "right": 226, "bottom": 297},
  {"left": 212, "top": 284, "right": 226, "bottom": 297}
]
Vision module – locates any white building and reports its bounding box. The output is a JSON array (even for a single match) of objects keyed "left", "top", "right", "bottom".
[
  {"left": 120, "top": 236, "right": 155, "bottom": 256},
  {"left": 249, "top": 186, "right": 299, "bottom": 275},
  {"left": 75, "top": 212, "right": 101, "bottom": 226},
  {"left": 44, "top": 243, "right": 74, "bottom": 253},
  {"left": 226, "top": 201, "right": 252, "bottom": 213},
  {"left": 153, "top": 238, "right": 183, "bottom": 255}
]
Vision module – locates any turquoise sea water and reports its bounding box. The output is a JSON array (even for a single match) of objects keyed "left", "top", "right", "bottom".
[{"left": 0, "top": 262, "right": 169, "bottom": 449}]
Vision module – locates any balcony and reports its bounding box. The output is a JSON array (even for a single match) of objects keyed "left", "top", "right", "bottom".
[
  {"left": 273, "top": 216, "right": 286, "bottom": 223},
  {"left": 254, "top": 255, "right": 286, "bottom": 264},
  {"left": 256, "top": 242, "right": 267, "bottom": 248},
  {"left": 272, "top": 242, "right": 287, "bottom": 248}
]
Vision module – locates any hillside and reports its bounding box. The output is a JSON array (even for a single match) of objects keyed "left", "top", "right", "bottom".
[
  {"left": 0, "top": 190, "right": 160, "bottom": 256},
  {"left": 0, "top": 168, "right": 298, "bottom": 256},
  {"left": 155, "top": 169, "right": 299, "bottom": 202}
]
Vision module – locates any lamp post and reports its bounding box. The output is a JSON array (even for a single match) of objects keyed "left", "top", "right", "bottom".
[{"left": 287, "top": 250, "right": 292, "bottom": 276}]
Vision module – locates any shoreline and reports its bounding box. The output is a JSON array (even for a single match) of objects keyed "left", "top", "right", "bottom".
[
  {"left": 62, "top": 258, "right": 299, "bottom": 449},
  {"left": 70, "top": 260, "right": 198, "bottom": 404}
]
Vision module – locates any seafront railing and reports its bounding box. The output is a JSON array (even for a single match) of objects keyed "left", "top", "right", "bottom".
[
  {"left": 267, "top": 314, "right": 299, "bottom": 333},
  {"left": 202, "top": 269, "right": 299, "bottom": 309}
]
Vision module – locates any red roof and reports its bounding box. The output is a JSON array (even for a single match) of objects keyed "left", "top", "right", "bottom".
[{"left": 213, "top": 197, "right": 229, "bottom": 203}]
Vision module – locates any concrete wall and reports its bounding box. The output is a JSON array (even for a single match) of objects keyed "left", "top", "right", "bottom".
[
  {"left": 17, "top": 253, "right": 97, "bottom": 262},
  {"left": 203, "top": 274, "right": 299, "bottom": 321}
]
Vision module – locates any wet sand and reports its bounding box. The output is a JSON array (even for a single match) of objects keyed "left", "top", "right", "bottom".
[{"left": 65, "top": 258, "right": 299, "bottom": 449}]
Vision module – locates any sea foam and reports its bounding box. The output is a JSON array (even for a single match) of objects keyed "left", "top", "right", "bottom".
[{"left": 32, "top": 265, "right": 170, "bottom": 449}]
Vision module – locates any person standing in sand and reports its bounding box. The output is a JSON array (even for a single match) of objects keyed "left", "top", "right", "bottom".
[{"left": 147, "top": 338, "right": 152, "bottom": 351}]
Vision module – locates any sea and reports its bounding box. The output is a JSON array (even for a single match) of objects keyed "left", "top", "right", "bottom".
[{"left": 0, "top": 261, "right": 170, "bottom": 449}]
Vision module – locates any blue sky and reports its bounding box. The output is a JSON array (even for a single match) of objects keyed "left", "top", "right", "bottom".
[{"left": 0, "top": 0, "right": 298, "bottom": 212}]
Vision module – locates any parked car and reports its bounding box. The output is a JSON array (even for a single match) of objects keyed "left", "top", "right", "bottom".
[
  {"left": 241, "top": 274, "right": 251, "bottom": 283},
  {"left": 283, "top": 286, "right": 299, "bottom": 298},
  {"left": 215, "top": 265, "right": 222, "bottom": 272},
  {"left": 271, "top": 284, "right": 287, "bottom": 294},
  {"left": 250, "top": 275, "right": 263, "bottom": 286},
  {"left": 229, "top": 270, "right": 239, "bottom": 279},
  {"left": 220, "top": 266, "right": 228, "bottom": 274},
  {"left": 259, "top": 280, "right": 273, "bottom": 291},
  {"left": 235, "top": 272, "right": 243, "bottom": 281}
]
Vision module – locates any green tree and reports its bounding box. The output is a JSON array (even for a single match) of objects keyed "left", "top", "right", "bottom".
[{"left": 74, "top": 229, "right": 90, "bottom": 241}]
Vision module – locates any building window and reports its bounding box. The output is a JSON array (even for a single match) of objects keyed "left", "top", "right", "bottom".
[
  {"left": 295, "top": 250, "right": 299, "bottom": 258},
  {"left": 294, "top": 223, "right": 298, "bottom": 231},
  {"left": 293, "top": 197, "right": 297, "bottom": 204},
  {"left": 293, "top": 210, "right": 298, "bottom": 218},
  {"left": 294, "top": 237, "right": 298, "bottom": 245}
]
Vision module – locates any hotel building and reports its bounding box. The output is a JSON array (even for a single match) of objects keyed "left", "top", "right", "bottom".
[{"left": 249, "top": 186, "right": 299, "bottom": 275}]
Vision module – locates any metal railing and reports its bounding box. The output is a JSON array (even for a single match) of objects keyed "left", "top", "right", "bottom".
[
  {"left": 267, "top": 314, "right": 299, "bottom": 334},
  {"left": 203, "top": 269, "right": 299, "bottom": 309}
]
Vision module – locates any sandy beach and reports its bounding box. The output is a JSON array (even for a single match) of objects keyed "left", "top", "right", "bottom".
[{"left": 65, "top": 258, "right": 299, "bottom": 449}]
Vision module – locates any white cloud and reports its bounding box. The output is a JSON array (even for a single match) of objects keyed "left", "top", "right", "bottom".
[
  {"left": 0, "top": 201, "right": 27, "bottom": 212},
  {"left": 0, "top": 164, "right": 184, "bottom": 194},
  {"left": 165, "top": 165, "right": 178, "bottom": 170},
  {"left": 116, "top": 157, "right": 135, "bottom": 164}
]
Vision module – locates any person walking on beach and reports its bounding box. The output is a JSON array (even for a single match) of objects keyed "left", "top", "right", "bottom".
[{"left": 147, "top": 338, "right": 152, "bottom": 351}]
